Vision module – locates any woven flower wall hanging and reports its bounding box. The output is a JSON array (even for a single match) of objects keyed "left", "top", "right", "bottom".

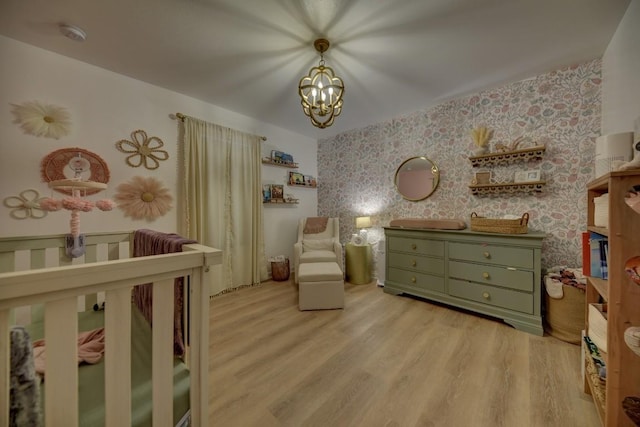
[
  {"left": 3, "top": 189, "right": 47, "bottom": 219},
  {"left": 115, "top": 129, "right": 169, "bottom": 170},
  {"left": 114, "top": 176, "right": 172, "bottom": 220},
  {"left": 11, "top": 101, "right": 71, "bottom": 139}
]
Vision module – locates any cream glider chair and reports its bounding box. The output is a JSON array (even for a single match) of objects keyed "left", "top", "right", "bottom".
[{"left": 293, "top": 217, "right": 343, "bottom": 284}]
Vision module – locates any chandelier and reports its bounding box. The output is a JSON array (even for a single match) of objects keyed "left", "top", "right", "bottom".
[{"left": 298, "top": 38, "right": 345, "bottom": 129}]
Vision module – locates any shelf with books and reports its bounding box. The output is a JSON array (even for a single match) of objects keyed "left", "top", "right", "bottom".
[{"left": 583, "top": 170, "right": 640, "bottom": 426}]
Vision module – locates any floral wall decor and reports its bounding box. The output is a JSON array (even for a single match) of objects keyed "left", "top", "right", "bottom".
[
  {"left": 10, "top": 101, "right": 71, "bottom": 139},
  {"left": 115, "top": 129, "right": 169, "bottom": 170},
  {"left": 41, "top": 147, "right": 110, "bottom": 195},
  {"left": 3, "top": 189, "right": 47, "bottom": 219},
  {"left": 114, "top": 176, "right": 172, "bottom": 220},
  {"left": 317, "top": 59, "right": 602, "bottom": 269}
]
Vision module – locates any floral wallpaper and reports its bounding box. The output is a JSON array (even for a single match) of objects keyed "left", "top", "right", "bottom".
[{"left": 318, "top": 59, "right": 601, "bottom": 270}]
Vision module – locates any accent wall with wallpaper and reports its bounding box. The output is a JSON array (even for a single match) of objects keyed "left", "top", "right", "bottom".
[{"left": 318, "top": 58, "right": 602, "bottom": 270}]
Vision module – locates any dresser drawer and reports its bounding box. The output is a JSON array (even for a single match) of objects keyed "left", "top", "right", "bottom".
[
  {"left": 388, "top": 267, "right": 444, "bottom": 293},
  {"left": 388, "top": 237, "right": 444, "bottom": 257},
  {"left": 449, "top": 242, "right": 533, "bottom": 269},
  {"left": 449, "top": 279, "right": 533, "bottom": 314},
  {"left": 448, "top": 261, "right": 533, "bottom": 292},
  {"left": 388, "top": 252, "right": 444, "bottom": 275}
]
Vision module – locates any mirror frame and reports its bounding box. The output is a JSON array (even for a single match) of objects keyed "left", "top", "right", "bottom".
[{"left": 394, "top": 156, "right": 440, "bottom": 201}]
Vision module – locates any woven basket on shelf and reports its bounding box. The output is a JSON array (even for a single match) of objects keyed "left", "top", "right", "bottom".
[{"left": 470, "top": 212, "right": 529, "bottom": 234}]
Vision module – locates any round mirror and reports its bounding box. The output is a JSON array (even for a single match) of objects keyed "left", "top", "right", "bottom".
[{"left": 394, "top": 156, "right": 440, "bottom": 201}]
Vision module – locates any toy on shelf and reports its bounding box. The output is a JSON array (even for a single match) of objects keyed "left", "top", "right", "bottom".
[{"left": 39, "top": 154, "right": 115, "bottom": 258}]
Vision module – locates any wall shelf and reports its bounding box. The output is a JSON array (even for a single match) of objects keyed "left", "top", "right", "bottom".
[
  {"left": 263, "top": 199, "right": 299, "bottom": 205},
  {"left": 262, "top": 158, "right": 298, "bottom": 168},
  {"left": 469, "top": 181, "right": 545, "bottom": 195},
  {"left": 288, "top": 182, "right": 317, "bottom": 189},
  {"left": 469, "top": 145, "right": 546, "bottom": 167}
]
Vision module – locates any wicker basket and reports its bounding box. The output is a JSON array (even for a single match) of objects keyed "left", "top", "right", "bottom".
[
  {"left": 470, "top": 212, "right": 529, "bottom": 234},
  {"left": 271, "top": 259, "right": 290, "bottom": 281}
]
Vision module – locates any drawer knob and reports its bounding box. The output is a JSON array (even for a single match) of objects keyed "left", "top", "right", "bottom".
[
  {"left": 482, "top": 292, "right": 490, "bottom": 299},
  {"left": 483, "top": 272, "right": 490, "bottom": 279},
  {"left": 411, "top": 276, "right": 417, "bottom": 283},
  {"left": 483, "top": 251, "right": 491, "bottom": 259},
  {"left": 411, "top": 243, "right": 417, "bottom": 250},
  {"left": 411, "top": 259, "right": 417, "bottom": 267}
]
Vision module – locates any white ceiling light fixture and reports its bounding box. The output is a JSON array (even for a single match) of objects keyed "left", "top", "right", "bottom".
[
  {"left": 59, "top": 24, "right": 87, "bottom": 42},
  {"left": 298, "top": 38, "right": 344, "bottom": 129}
]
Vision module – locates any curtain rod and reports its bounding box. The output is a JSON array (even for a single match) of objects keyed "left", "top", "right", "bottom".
[{"left": 175, "top": 112, "right": 267, "bottom": 141}]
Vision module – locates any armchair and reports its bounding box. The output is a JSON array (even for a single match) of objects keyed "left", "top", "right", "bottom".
[{"left": 293, "top": 217, "right": 343, "bottom": 284}]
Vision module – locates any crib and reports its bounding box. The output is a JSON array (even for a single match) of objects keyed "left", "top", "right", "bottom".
[{"left": 0, "top": 231, "right": 221, "bottom": 427}]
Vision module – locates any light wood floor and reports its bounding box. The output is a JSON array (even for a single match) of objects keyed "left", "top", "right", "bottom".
[{"left": 209, "top": 279, "right": 600, "bottom": 427}]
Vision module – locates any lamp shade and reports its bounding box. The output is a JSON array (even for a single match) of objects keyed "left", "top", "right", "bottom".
[{"left": 356, "top": 216, "right": 372, "bottom": 228}]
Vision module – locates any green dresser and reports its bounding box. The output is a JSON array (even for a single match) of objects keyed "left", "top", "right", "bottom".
[{"left": 384, "top": 227, "right": 545, "bottom": 335}]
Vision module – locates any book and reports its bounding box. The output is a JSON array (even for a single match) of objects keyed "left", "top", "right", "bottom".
[
  {"left": 600, "top": 239, "right": 609, "bottom": 280},
  {"left": 582, "top": 231, "right": 590, "bottom": 276},
  {"left": 589, "top": 232, "right": 607, "bottom": 279},
  {"left": 589, "top": 232, "right": 608, "bottom": 279}
]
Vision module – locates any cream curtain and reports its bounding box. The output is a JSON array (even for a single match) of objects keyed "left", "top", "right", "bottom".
[{"left": 181, "top": 116, "right": 268, "bottom": 295}]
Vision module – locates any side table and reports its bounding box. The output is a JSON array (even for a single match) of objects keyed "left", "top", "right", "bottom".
[{"left": 345, "top": 243, "right": 372, "bottom": 284}]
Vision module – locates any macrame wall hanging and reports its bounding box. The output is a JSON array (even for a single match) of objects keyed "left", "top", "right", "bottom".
[
  {"left": 39, "top": 148, "right": 114, "bottom": 258},
  {"left": 115, "top": 129, "right": 169, "bottom": 170},
  {"left": 10, "top": 101, "right": 71, "bottom": 139},
  {"left": 114, "top": 176, "right": 172, "bottom": 220},
  {"left": 3, "top": 189, "right": 47, "bottom": 219}
]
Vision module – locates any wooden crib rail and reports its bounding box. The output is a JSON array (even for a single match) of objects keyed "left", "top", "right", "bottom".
[{"left": 0, "top": 243, "right": 221, "bottom": 427}]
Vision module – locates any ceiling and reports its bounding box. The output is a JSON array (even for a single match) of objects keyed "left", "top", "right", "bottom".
[{"left": 0, "top": 0, "right": 630, "bottom": 139}]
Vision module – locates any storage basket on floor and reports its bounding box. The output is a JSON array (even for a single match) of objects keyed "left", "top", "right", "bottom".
[
  {"left": 470, "top": 212, "right": 529, "bottom": 234},
  {"left": 271, "top": 258, "right": 290, "bottom": 281},
  {"left": 544, "top": 284, "right": 585, "bottom": 344}
]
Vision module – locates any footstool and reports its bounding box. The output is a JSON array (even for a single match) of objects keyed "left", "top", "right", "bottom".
[{"left": 298, "top": 262, "right": 344, "bottom": 310}]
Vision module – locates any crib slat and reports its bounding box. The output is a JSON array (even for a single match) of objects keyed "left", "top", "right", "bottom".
[
  {"left": 0, "top": 309, "right": 9, "bottom": 427},
  {"left": 152, "top": 278, "right": 174, "bottom": 427},
  {"left": 105, "top": 287, "right": 132, "bottom": 427},
  {"left": 83, "top": 244, "right": 99, "bottom": 312},
  {"left": 0, "top": 252, "right": 15, "bottom": 274},
  {"left": 45, "top": 298, "right": 78, "bottom": 427},
  {"left": 189, "top": 268, "right": 209, "bottom": 427},
  {"left": 29, "top": 249, "right": 46, "bottom": 324},
  {"left": 107, "top": 242, "right": 119, "bottom": 261},
  {"left": 57, "top": 247, "right": 73, "bottom": 267}
]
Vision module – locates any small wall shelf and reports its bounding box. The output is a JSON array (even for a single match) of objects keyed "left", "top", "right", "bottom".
[
  {"left": 263, "top": 199, "right": 299, "bottom": 205},
  {"left": 262, "top": 158, "right": 298, "bottom": 168},
  {"left": 469, "top": 145, "right": 546, "bottom": 167},
  {"left": 469, "top": 181, "right": 546, "bottom": 195},
  {"left": 288, "top": 182, "right": 317, "bottom": 189}
]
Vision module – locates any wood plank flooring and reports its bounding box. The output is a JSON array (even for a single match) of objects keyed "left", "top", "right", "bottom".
[{"left": 209, "top": 279, "right": 600, "bottom": 427}]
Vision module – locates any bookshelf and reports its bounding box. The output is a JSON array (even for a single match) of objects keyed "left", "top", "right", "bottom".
[{"left": 584, "top": 171, "right": 640, "bottom": 426}]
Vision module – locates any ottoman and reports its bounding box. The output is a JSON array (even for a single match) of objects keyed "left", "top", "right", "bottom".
[{"left": 298, "top": 262, "right": 344, "bottom": 310}]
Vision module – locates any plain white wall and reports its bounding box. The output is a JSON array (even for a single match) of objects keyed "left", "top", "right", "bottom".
[
  {"left": 602, "top": 0, "right": 640, "bottom": 135},
  {"left": 0, "top": 35, "right": 317, "bottom": 266}
]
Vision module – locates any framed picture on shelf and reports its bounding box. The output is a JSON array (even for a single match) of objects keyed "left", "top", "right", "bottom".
[
  {"left": 472, "top": 171, "right": 491, "bottom": 185},
  {"left": 262, "top": 184, "right": 272, "bottom": 202},
  {"left": 270, "top": 150, "right": 294, "bottom": 165},
  {"left": 514, "top": 169, "right": 541, "bottom": 183},
  {"left": 304, "top": 175, "right": 317, "bottom": 187},
  {"left": 289, "top": 171, "right": 304, "bottom": 185},
  {"left": 271, "top": 184, "right": 284, "bottom": 200}
]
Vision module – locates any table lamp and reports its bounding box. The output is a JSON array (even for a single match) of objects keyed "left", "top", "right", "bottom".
[{"left": 356, "top": 216, "right": 372, "bottom": 243}]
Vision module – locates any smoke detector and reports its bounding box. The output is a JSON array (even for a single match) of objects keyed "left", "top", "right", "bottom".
[{"left": 59, "top": 24, "right": 87, "bottom": 42}]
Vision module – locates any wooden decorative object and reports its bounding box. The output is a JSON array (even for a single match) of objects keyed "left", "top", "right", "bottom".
[{"left": 41, "top": 147, "right": 110, "bottom": 195}]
